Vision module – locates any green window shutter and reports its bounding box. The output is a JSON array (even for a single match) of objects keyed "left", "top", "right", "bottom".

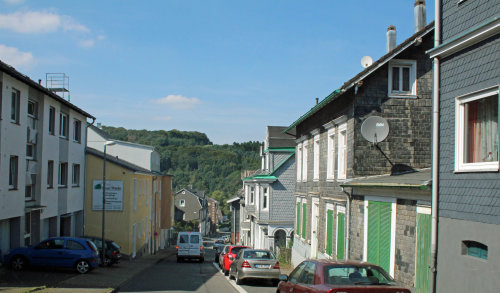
[
  {"left": 296, "top": 203, "right": 301, "bottom": 235},
  {"left": 337, "top": 212, "right": 345, "bottom": 260},
  {"left": 415, "top": 213, "right": 431, "bottom": 293},
  {"left": 302, "top": 203, "right": 307, "bottom": 238},
  {"left": 367, "top": 201, "right": 392, "bottom": 273},
  {"left": 326, "top": 210, "right": 333, "bottom": 255}
]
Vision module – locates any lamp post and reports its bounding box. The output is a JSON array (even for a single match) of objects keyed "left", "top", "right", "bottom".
[{"left": 101, "top": 141, "right": 115, "bottom": 265}]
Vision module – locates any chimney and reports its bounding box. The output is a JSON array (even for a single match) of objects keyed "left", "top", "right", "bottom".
[
  {"left": 315, "top": 98, "right": 319, "bottom": 105},
  {"left": 414, "top": 0, "right": 426, "bottom": 33},
  {"left": 386, "top": 25, "right": 397, "bottom": 53},
  {"left": 38, "top": 79, "right": 42, "bottom": 85}
]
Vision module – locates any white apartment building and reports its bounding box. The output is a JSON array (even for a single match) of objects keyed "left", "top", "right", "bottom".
[{"left": 0, "top": 60, "right": 94, "bottom": 257}]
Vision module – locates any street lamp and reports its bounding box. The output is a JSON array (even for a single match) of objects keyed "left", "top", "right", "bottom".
[{"left": 101, "top": 140, "right": 115, "bottom": 265}]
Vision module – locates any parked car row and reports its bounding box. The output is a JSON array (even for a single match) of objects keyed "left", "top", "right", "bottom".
[
  {"left": 213, "top": 243, "right": 411, "bottom": 292},
  {"left": 3, "top": 236, "right": 122, "bottom": 274}
]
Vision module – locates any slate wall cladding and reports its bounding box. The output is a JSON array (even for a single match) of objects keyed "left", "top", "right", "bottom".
[
  {"left": 395, "top": 199, "right": 418, "bottom": 288},
  {"left": 270, "top": 155, "right": 296, "bottom": 223},
  {"left": 349, "top": 195, "right": 365, "bottom": 261},
  {"left": 439, "top": 34, "right": 500, "bottom": 225},
  {"left": 441, "top": 0, "right": 500, "bottom": 43},
  {"left": 271, "top": 152, "right": 292, "bottom": 171}
]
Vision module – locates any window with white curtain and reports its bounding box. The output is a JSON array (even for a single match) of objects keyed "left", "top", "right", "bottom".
[
  {"left": 296, "top": 143, "right": 303, "bottom": 181},
  {"left": 302, "top": 140, "right": 309, "bottom": 182},
  {"left": 327, "top": 128, "right": 336, "bottom": 180},
  {"left": 313, "top": 134, "right": 320, "bottom": 181},
  {"left": 337, "top": 123, "right": 347, "bottom": 180},
  {"left": 455, "top": 88, "right": 499, "bottom": 172}
]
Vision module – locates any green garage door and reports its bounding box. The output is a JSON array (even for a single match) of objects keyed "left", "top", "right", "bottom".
[
  {"left": 367, "top": 201, "right": 391, "bottom": 273},
  {"left": 415, "top": 213, "right": 431, "bottom": 293}
]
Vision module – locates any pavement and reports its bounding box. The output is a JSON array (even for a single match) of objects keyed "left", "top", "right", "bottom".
[{"left": 0, "top": 246, "right": 177, "bottom": 293}]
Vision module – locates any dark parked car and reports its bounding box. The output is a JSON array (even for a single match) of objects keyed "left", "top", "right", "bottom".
[
  {"left": 84, "top": 236, "right": 122, "bottom": 266},
  {"left": 3, "top": 237, "right": 99, "bottom": 274},
  {"left": 277, "top": 259, "right": 411, "bottom": 293},
  {"left": 214, "top": 243, "right": 225, "bottom": 263}
]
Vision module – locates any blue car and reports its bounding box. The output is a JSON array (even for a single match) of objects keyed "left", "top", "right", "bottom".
[{"left": 4, "top": 237, "right": 100, "bottom": 274}]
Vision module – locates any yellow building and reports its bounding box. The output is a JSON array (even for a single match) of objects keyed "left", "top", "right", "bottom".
[{"left": 84, "top": 148, "right": 173, "bottom": 258}]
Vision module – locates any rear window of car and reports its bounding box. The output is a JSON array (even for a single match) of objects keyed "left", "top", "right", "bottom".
[
  {"left": 111, "top": 242, "right": 121, "bottom": 250},
  {"left": 243, "top": 250, "right": 274, "bottom": 259},
  {"left": 230, "top": 247, "right": 247, "bottom": 255},
  {"left": 66, "top": 240, "right": 85, "bottom": 250},
  {"left": 179, "top": 235, "right": 189, "bottom": 243},
  {"left": 190, "top": 235, "right": 200, "bottom": 244}
]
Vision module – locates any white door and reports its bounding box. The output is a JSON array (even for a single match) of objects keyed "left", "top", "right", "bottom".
[{"left": 311, "top": 201, "right": 319, "bottom": 258}]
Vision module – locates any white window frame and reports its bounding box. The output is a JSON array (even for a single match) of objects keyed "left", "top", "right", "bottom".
[
  {"left": 180, "top": 199, "right": 185, "bottom": 207},
  {"left": 337, "top": 123, "right": 347, "bottom": 180},
  {"left": 455, "top": 87, "right": 499, "bottom": 172},
  {"left": 73, "top": 119, "right": 81, "bottom": 143},
  {"left": 10, "top": 89, "right": 20, "bottom": 124},
  {"left": 26, "top": 143, "right": 35, "bottom": 160},
  {"left": 47, "top": 160, "right": 54, "bottom": 188},
  {"left": 250, "top": 186, "right": 255, "bottom": 204},
  {"left": 296, "top": 143, "right": 303, "bottom": 181},
  {"left": 327, "top": 128, "right": 336, "bottom": 180},
  {"left": 72, "top": 164, "right": 80, "bottom": 186},
  {"left": 388, "top": 59, "right": 417, "bottom": 98},
  {"left": 302, "top": 140, "right": 309, "bottom": 182},
  {"left": 262, "top": 186, "right": 269, "bottom": 210},
  {"left": 48, "top": 107, "right": 55, "bottom": 135},
  {"left": 59, "top": 113, "right": 68, "bottom": 138},
  {"left": 313, "top": 134, "right": 320, "bottom": 181},
  {"left": 58, "top": 162, "right": 68, "bottom": 187}
]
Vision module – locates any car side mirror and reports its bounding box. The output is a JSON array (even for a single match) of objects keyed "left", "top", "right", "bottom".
[{"left": 279, "top": 274, "right": 288, "bottom": 282}]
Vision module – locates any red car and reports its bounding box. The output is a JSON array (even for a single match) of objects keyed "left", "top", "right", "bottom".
[
  {"left": 221, "top": 245, "right": 250, "bottom": 276},
  {"left": 277, "top": 259, "right": 411, "bottom": 293}
]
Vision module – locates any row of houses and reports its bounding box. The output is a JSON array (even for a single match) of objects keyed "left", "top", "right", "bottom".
[
  {"left": 230, "top": 1, "right": 499, "bottom": 292},
  {"left": 0, "top": 60, "right": 176, "bottom": 259}
]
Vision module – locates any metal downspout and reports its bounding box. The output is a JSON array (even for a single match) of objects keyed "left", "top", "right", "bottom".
[{"left": 431, "top": 0, "right": 441, "bottom": 291}]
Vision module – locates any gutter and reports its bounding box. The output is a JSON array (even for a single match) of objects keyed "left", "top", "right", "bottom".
[
  {"left": 430, "top": 0, "right": 440, "bottom": 291},
  {"left": 341, "top": 187, "right": 352, "bottom": 260}
]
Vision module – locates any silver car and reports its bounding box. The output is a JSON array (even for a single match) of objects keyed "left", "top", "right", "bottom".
[{"left": 229, "top": 249, "right": 280, "bottom": 285}]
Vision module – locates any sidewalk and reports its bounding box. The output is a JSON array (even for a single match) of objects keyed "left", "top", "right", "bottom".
[{"left": 0, "top": 246, "right": 177, "bottom": 293}]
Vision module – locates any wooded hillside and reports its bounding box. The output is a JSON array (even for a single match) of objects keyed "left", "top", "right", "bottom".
[{"left": 101, "top": 126, "right": 261, "bottom": 217}]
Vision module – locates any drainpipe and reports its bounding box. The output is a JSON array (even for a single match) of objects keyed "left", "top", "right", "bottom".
[
  {"left": 341, "top": 187, "right": 351, "bottom": 260},
  {"left": 430, "top": 0, "right": 441, "bottom": 292}
]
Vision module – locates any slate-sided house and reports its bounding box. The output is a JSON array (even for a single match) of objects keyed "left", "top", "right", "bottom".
[
  {"left": 241, "top": 126, "right": 296, "bottom": 251},
  {"left": 0, "top": 60, "right": 95, "bottom": 258},
  {"left": 285, "top": 2, "right": 434, "bottom": 290},
  {"left": 174, "top": 186, "right": 209, "bottom": 236},
  {"left": 428, "top": 1, "right": 500, "bottom": 292}
]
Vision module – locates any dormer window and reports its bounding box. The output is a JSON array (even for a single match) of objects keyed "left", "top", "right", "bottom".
[{"left": 388, "top": 59, "right": 417, "bottom": 98}]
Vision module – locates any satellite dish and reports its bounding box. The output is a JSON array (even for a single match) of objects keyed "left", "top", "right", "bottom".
[
  {"left": 361, "top": 56, "right": 373, "bottom": 68},
  {"left": 361, "top": 116, "right": 389, "bottom": 143}
]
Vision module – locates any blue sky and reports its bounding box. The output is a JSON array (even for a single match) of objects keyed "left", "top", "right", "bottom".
[{"left": 0, "top": 0, "right": 435, "bottom": 144}]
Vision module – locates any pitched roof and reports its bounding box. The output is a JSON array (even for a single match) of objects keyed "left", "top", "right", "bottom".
[
  {"left": 284, "top": 22, "right": 434, "bottom": 133},
  {"left": 0, "top": 59, "right": 95, "bottom": 119},
  {"left": 86, "top": 147, "right": 157, "bottom": 174}
]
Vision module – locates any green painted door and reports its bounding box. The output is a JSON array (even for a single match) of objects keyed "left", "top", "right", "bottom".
[
  {"left": 302, "top": 203, "right": 307, "bottom": 238},
  {"left": 367, "top": 201, "right": 391, "bottom": 273},
  {"left": 326, "top": 210, "right": 333, "bottom": 256},
  {"left": 337, "top": 212, "right": 345, "bottom": 260},
  {"left": 415, "top": 213, "right": 431, "bottom": 293}
]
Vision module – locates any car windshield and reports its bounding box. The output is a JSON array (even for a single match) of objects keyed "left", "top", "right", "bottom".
[
  {"left": 323, "top": 265, "right": 395, "bottom": 286},
  {"left": 230, "top": 247, "right": 247, "bottom": 255},
  {"left": 111, "top": 242, "right": 121, "bottom": 250},
  {"left": 243, "top": 250, "right": 275, "bottom": 259}
]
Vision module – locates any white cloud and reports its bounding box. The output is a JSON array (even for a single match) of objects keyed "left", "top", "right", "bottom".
[
  {"left": 0, "top": 44, "right": 34, "bottom": 69},
  {"left": 78, "top": 39, "right": 95, "bottom": 48},
  {"left": 0, "top": 11, "right": 89, "bottom": 34},
  {"left": 97, "top": 35, "right": 106, "bottom": 40},
  {"left": 153, "top": 94, "right": 201, "bottom": 109},
  {"left": 3, "top": 0, "right": 25, "bottom": 4},
  {"left": 154, "top": 116, "right": 173, "bottom": 121}
]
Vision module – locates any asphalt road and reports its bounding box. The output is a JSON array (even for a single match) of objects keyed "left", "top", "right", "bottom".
[{"left": 118, "top": 246, "right": 278, "bottom": 293}]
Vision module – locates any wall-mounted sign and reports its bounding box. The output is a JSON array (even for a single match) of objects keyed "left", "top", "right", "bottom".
[{"left": 92, "top": 180, "right": 123, "bottom": 211}]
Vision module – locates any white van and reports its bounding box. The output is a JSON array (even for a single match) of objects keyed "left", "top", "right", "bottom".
[{"left": 176, "top": 231, "right": 204, "bottom": 263}]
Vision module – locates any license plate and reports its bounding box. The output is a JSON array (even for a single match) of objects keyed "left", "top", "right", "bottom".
[{"left": 255, "top": 264, "right": 269, "bottom": 268}]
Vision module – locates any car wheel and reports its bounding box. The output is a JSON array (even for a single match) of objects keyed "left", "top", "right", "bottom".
[
  {"left": 235, "top": 271, "right": 243, "bottom": 285},
  {"left": 272, "top": 279, "right": 280, "bottom": 287},
  {"left": 75, "top": 260, "right": 90, "bottom": 274},
  {"left": 228, "top": 268, "right": 235, "bottom": 280},
  {"left": 10, "top": 256, "right": 28, "bottom": 271},
  {"left": 224, "top": 266, "right": 229, "bottom": 276},
  {"left": 104, "top": 257, "right": 113, "bottom": 267}
]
